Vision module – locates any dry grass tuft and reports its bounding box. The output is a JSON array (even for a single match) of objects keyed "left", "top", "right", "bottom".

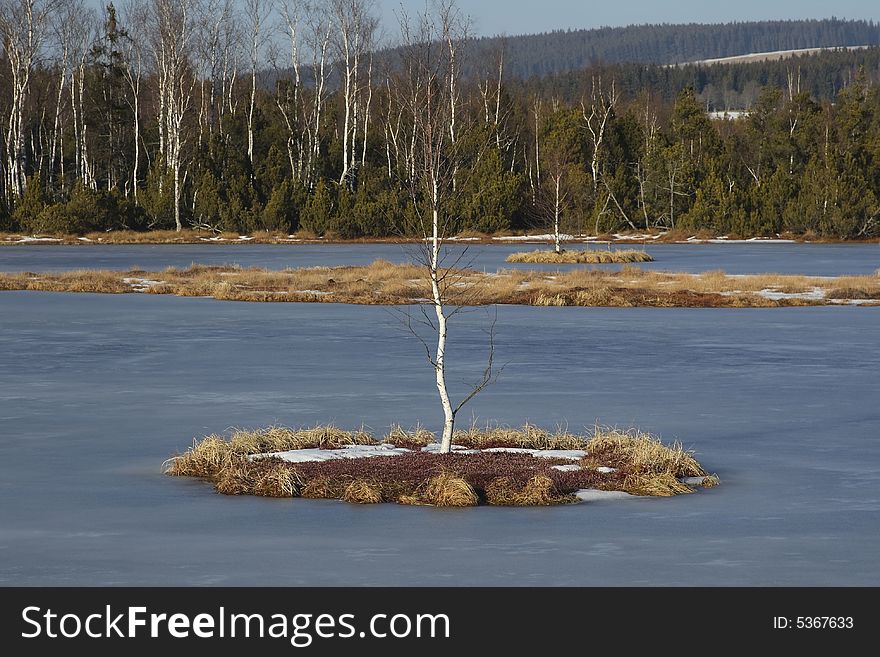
[
  {"left": 484, "top": 474, "right": 574, "bottom": 506},
  {"left": 165, "top": 436, "right": 239, "bottom": 478},
  {"left": 342, "top": 479, "right": 384, "bottom": 504},
  {"left": 254, "top": 466, "right": 303, "bottom": 498},
  {"left": 701, "top": 474, "right": 721, "bottom": 489},
  {"left": 214, "top": 459, "right": 257, "bottom": 496},
  {"left": 517, "top": 474, "right": 567, "bottom": 505},
  {"left": 622, "top": 472, "right": 694, "bottom": 497},
  {"left": 415, "top": 472, "right": 480, "bottom": 507},
  {"left": 382, "top": 424, "right": 436, "bottom": 449},
  {"left": 301, "top": 476, "right": 339, "bottom": 499},
  {"left": 453, "top": 423, "right": 586, "bottom": 450},
  {"left": 165, "top": 425, "right": 376, "bottom": 480},
  {"left": 507, "top": 249, "right": 654, "bottom": 264},
  {"left": 586, "top": 428, "right": 706, "bottom": 478},
  {"left": 484, "top": 476, "right": 519, "bottom": 505}
]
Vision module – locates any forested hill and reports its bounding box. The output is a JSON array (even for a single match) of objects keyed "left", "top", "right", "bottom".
[
  {"left": 516, "top": 46, "right": 880, "bottom": 109},
  {"left": 474, "top": 19, "right": 880, "bottom": 77}
]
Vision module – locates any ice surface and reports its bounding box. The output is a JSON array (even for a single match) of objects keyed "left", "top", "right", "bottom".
[
  {"left": 1, "top": 281, "right": 879, "bottom": 585},
  {"left": 1, "top": 242, "right": 878, "bottom": 277}
]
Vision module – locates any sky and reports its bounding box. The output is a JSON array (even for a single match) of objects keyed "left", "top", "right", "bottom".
[{"left": 382, "top": 0, "right": 877, "bottom": 37}]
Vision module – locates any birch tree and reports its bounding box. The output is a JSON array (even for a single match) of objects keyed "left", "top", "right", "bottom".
[
  {"left": 538, "top": 108, "right": 580, "bottom": 253},
  {"left": 330, "top": 0, "right": 377, "bottom": 186},
  {"left": 194, "top": 0, "right": 230, "bottom": 143},
  {"left": 244, "top": 0, "right": 270, "bottom": 167},
  {"left": 272, "top": 0, "right": 300, "bottom": 180},
  {"left": 148, "top": 0, "right": 195, "bottom": 231},
  {"left": 396, "top": 1, "right": 496, "bottom": 454},
  {"left": 120, "top": 0, "right": 147, "bottom": 200},
  {"left": 0, "top": 0, "right": 57, "bottom": 201},
  {"left": 304, "top": 7, "right": 332, "bottom": 188},
  {"left": 581, "top": 76, "right": 618, "bottom": 192}
]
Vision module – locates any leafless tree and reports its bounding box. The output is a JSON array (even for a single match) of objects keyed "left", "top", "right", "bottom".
[
  {"left": 148, "top": 0, "right": 196, "bottom": 231},
  {"left": 120, "top": 0, "right": 148, "bottom": 201},
  {"left": 330, "top": 0, "right": 377, "bottom": 186},
  {"left": 193, "top": 0, "right": 237, "bottom": 144},
  {"left": 244, "top": 0, "right": 271, "bottom": 166},
  {"left": 0, "top": 0, "right": 58, "bottom": 200},
  {"left": 395, "top": 0, "right": 497, "bottom": 454},
  {"left": 581, "top": 76, "right": 618, "bottom": 192}
]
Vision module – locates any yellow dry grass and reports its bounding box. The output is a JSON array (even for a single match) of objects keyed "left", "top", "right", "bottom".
[
  {"left": 5, "top": 260, "right": 878, "bottom": 307},
  {"left": 485, "top": 474, "right": 574, "bottom": 506},
  {"left": 453, "top": 423, "right": 587, "bottom": 450},
  {"left": 164, "top": 426, "right": 374, "bottom": 478},
  {"left": 507, "top": 249, "right": 654, "bottom": 264},
  {"left": 254, "top": 466, "right": 303, "bottom": 498},
  {"left": 382, "top": 424, "right": 436, "bottom": 448},
  {"left": 586, "top": 428, "right": 706, "bottom": 478},
  {"left": 342, "top": 479, "right": 384, "bottom": 504},
  {"left": 301, "top": 476, "right": 339, "bottom": 500},
  {"left": 622, "top": 472, "right": 694, "bottom": 497},
  {"left": 405, "top": 472, "right": 479, "bottom": 507},
  {"left": 214, "top": 459, "right": 257, "bottom": 496}
]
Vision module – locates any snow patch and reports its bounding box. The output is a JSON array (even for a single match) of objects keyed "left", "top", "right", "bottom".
[
  {"left": 575, "top": 489, "right": 637, "bottom": 502},
  {"left": 123, "top": 277, "right": 165, "bottom": 292},
  {"left": 551, "top": 464, "right": 582, "bottom": 472},
  {"left": 758, "top": 287, "right": 825, "bottom": 301},
  {"left": 264, "top": 444, "right": 411, "bottom": 463},
  {"left": 482, "top": 447, "right": 586, "bottom": 460},
  {"left": 596, "top": 466, "right": 617, "bottom": 474},
  {"left": 12, "top": 236, "right": 62, "bottom": 243},
  {"left": 421, "top": 443, "right": 479, "bottom": 454},
  {"left": 829, "top": 298, "right": 878, "bottom": 306},
  {"left": 494, "top": 233, "right": 575, "bottom": 242}
]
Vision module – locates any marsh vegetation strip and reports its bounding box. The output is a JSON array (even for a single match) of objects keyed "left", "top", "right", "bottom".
[
  {"left": 2, "top": 260, "right": 878, "bottom": 307},
  {"left": 164, "top": 425, "right": 715, "bottom": 506},
  {"left": 506, "top": 250, "right": 655, "bottom": 264}
]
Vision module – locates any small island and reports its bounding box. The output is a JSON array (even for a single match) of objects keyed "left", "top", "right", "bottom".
[
  {"left": 506, "top": 249, "right": 655, "bottom": 264},
  {"left": 165, "top": 425, "right": 718, "bottom": 507}
]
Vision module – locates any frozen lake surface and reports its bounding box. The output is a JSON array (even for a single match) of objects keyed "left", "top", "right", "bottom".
[
  {"left": 0, "top": 291, "right": 877, "bottom": 585},
  {"left": 0, "top": 241, "right": 878, "bottom": 275}
]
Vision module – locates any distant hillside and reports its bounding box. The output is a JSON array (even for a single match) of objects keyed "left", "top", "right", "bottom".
[
  {"left": 472, "top": 18, "right": 880, "bottom": 78},
  {"left": 515, "top": 46, "right": 880, "bottom": 110}
]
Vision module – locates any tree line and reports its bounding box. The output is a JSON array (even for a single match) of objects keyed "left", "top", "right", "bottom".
[{"left": 1, "top": 0, "right": 878, "bottom": 240}]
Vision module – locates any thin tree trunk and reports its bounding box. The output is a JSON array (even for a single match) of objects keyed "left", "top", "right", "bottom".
[
  {"left": 554, "top": 175, "right": 562, "bottom": 253},
  {"left": 431, "top": 180, "right": 455, "bottom": 453}
]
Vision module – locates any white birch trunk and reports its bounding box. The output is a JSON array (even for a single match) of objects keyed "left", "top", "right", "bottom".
[
  {"left": 431, "top": 179, "right": 455, "bottom": 453},
  {"left": 554, "top": 175, "right": 562, "bottom": 253}
]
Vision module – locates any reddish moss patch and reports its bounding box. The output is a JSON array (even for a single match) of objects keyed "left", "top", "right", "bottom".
[{"left": 216, "top": 452, "right": 625, "bottom": 505}]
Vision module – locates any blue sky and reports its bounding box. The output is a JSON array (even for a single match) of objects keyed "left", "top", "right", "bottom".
[
  {"left": 88, "top": 1, "right": 876, "bottom": 38},
  {"left": 385, "top": 0, "right": 877, "bottom": 37}
]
